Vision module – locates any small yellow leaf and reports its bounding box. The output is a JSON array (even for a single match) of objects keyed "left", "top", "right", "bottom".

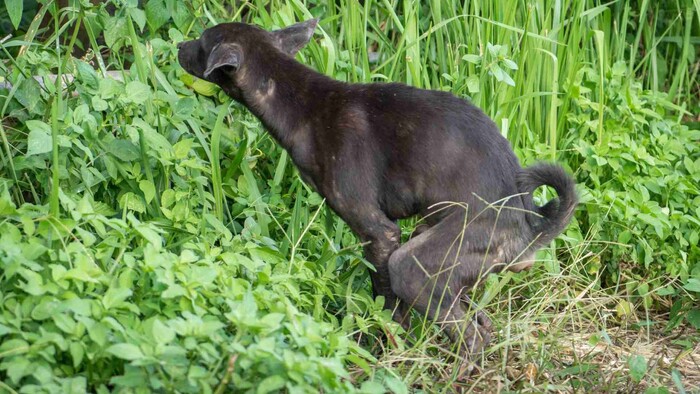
[{"left": 616, "top": 300, "right": 634, "bottom": 318}]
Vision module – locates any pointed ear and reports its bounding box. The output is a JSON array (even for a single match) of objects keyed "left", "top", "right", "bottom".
[
  {"left": 204, "top": 43, "right": 243, "bottom": 78},
  {"left": 272, "top": 18, "right": 318, "bottom": 56}
]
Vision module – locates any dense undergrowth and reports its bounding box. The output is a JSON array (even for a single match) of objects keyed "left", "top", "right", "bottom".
[{"left": 0, "top": 0, "right": 699, "bottom": 392}]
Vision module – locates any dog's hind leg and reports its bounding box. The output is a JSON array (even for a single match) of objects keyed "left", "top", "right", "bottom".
[{"left": 387, "top": 212, "right": 493, "bottom": 356}]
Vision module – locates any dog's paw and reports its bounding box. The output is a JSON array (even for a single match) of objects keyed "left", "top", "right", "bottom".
[
  {"left": 451, "top": 309, "right": 492, "bottom": 358},
  {"left": 463, "top": 312, "right": 492, "bottom": 355},
  {"left": 475, "top": 309, "right": 493, "bottom": 335},
  {"left": 456, "top": 360, "right": 481, "bottom": 380},
  {"left": 454, "top": 317, "right": 491, "bottom": 380}
]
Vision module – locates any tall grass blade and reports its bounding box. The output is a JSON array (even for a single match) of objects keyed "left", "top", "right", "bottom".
[
  {"left": 49, "top": 0, "right": 62, "bottom": 217},
  {"left": 211, "top": 105, "right": 228, "bottom": 221}
]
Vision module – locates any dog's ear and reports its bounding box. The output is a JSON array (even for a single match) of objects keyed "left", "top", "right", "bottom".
[
  {"left": 204, "top": 43, "right": 243, "bottom": 78},
  {"left": 272, "top": 18, "right": 318, "bottom": 56}
]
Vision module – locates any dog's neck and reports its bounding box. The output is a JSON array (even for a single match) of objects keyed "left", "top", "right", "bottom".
[{"left": 231, "top": 51, "right": 336, "bottom": 149}]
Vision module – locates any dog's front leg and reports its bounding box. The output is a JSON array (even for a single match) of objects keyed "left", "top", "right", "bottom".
[
  {"left": 362, "top": 228, "right": 400, "bottom": 310},
  {"left": 335, "top": 207, "right": 402, "bottom": 311}
]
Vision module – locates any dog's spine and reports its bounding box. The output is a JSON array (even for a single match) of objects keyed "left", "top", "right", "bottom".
[{"left": 517, "top": 163, "right": 578, "bottom": 247}]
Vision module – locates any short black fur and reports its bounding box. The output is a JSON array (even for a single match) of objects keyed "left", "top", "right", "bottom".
[{"left": 178, "top": 19, "right": 578, "bottom": 357}]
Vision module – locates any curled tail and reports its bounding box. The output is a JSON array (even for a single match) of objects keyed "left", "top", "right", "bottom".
[{"left": 517, "top": 163, "right": 578, "bottom": 247}]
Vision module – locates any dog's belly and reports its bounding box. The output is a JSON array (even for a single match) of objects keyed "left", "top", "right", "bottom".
[
  {"left": 379, "top": 180, "right": 425, "bottom": 220},
  {"left": 381, "top": 198, "right": 419, "bottom": 221}
]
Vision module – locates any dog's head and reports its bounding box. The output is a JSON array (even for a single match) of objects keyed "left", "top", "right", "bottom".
[{"left": 177, "top": 19, "right": 318, "bottom": 93}]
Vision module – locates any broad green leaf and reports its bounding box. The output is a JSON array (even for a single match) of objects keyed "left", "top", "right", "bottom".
[
  {"left": 162, "top": 284, "right": 186, "bottom": 299},
  {"left": 64, "top": 298, "right": 92, "bottom": 316},
  {"left": 173, "top": 138, "right": 193, "bottom": 159},
  {"left": 486, "top": 42, "right": 500, "bottom": 57},
  {"left": 152, "top": 319, "right": 176, "bottom": 344},
  {"left": 466, "top": 75, "right": 480, "bottom": 93},
  {"left": 129, "top": 7, "right": 146, "bottom": 32},
  {"left": 256, "top": 375, "right": 286, "bottom": 394},
  {"left": 462, "top": 54, "right": 481, "bottom": 64},
  {"left": 103, "top": 287, "right": 133, "bottom": 310},
  {"left": 139, "top": 180, "right": 156, "bottom": 204},
  {"left": 135, "top": 224, "right": 163, "bottom": 249},
  {"left": 53, "top": 313, "right": 77, "bottom": 334},
  {"left": 628, "top": 355, "right": 647, "bottom": 383},
  {"left": 87, "top": 322, "right": 108, "bottom": 347},
  {"left": 15, "top": 75, "right": 45, "bottom": 115},
  {"left": 0, "top": 188, "right": 17, "bottom": 215},
  {"left": 99, "top": 78, "right": 123, "bottom": 99},
  {"left": 25, "top": 120, "right": 53, "bottom": 156},
  {"left": 683, "top": 278, "right": 700, "bottom": 293},
  {"left": 502, "top": 58, "right": 519, "bottom": 70},
  {"left": 70, "top": 342, "right": 85, "bottom": 368},
  {"left": 170, "top": 1, "right": 192, "bottom": 30},
  {"left": 123, "top": 81, "right": 151, "bottom": 105},
  {"left": 106, "top": 140, "right": 140, "bottom": 162},
  {"left": 502, "top": 71, "right": 516, "bottom": 86},
  {"left": 359, "top": 381, "right": 385, "bottom": 394},
  {"left": 4, "top": 0, "right": 22, "bottom": 30},
  {"left": 618, "top": 230, "right": 632, "bottom": 244},
  {"left": 110, "top": 366, "right": 148, "bottom": 387},
  {"left": 655, "top": 285, "right": 676, "bottom": 296},
  {"left": 119, "top": 192, "right": 146, "bottom": 213},
  {"left": 145, "top": 0, "right": 170, "bottom": 32},
  {"left": 104, "top": 16, "right": 128, "bottom": 49},
  {"left": 490, "top": 64, "right": 505, "bottom": 82},
  {"left": 106, "top": 343, "right": 144, "bottom": 361},
  {"left": 161, "top": 188, "right": 175, "bottom": 208},
  {"left": 384, "top": 375, "right": 408, "bottom": 394},
  {"left": 174, "top": 97, "right": 196, "bottom": 119},
  {"left": 0, "top": 339, "right": 29, "bottom": 357},
  {"left": 686, "top": 309, "right": 700, "bottom": 329},
  {"left": 75, "top": 60, "right": 99, "bottom": 88},
  {"left": 133, "top": 118, "right": 172, "bottom": 155},
  {"left": 5, "top": 357, "right": 30, "bottom": 384},
  {"left": 92, "top": 96, "right": 109, "bottom": 111},
  {"left": 18, "top": 269, "right": 46, "bottom": 295},
  {"left": 612, "top": 61, "right": 627, "bottom": 77},
  {"left": 63, "top": 376, "right": 87, "bottom": 394}
]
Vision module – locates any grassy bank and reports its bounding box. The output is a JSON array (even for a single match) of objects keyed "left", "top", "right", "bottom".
[{"left": 0, "top": 0, "right": 698, "bottom": 392}]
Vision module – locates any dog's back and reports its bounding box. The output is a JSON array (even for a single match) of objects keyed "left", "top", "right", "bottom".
[{"left": 317, "top": 82, "right": 525, "bottom": 222}]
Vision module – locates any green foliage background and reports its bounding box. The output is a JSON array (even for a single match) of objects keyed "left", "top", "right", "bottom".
[{"left": 0, "top": 0, "right": 698, "bottom": 392}]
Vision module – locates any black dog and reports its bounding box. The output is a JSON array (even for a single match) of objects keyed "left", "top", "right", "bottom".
[{"left": 178, "top": 19, "right": 577, "bottom": 356}]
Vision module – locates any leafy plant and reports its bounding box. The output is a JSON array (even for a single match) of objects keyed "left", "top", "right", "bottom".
[
  {"left": 565, "top": 60, "right": 700, "bottom": 324},
  {"left": 0, "top": 0, "right": 698, "bottom": 392}
]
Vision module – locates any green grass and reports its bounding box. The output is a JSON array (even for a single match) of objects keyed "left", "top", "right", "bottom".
[{"left": 0, "top": 0, "right": 699, "bottom": 392}]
